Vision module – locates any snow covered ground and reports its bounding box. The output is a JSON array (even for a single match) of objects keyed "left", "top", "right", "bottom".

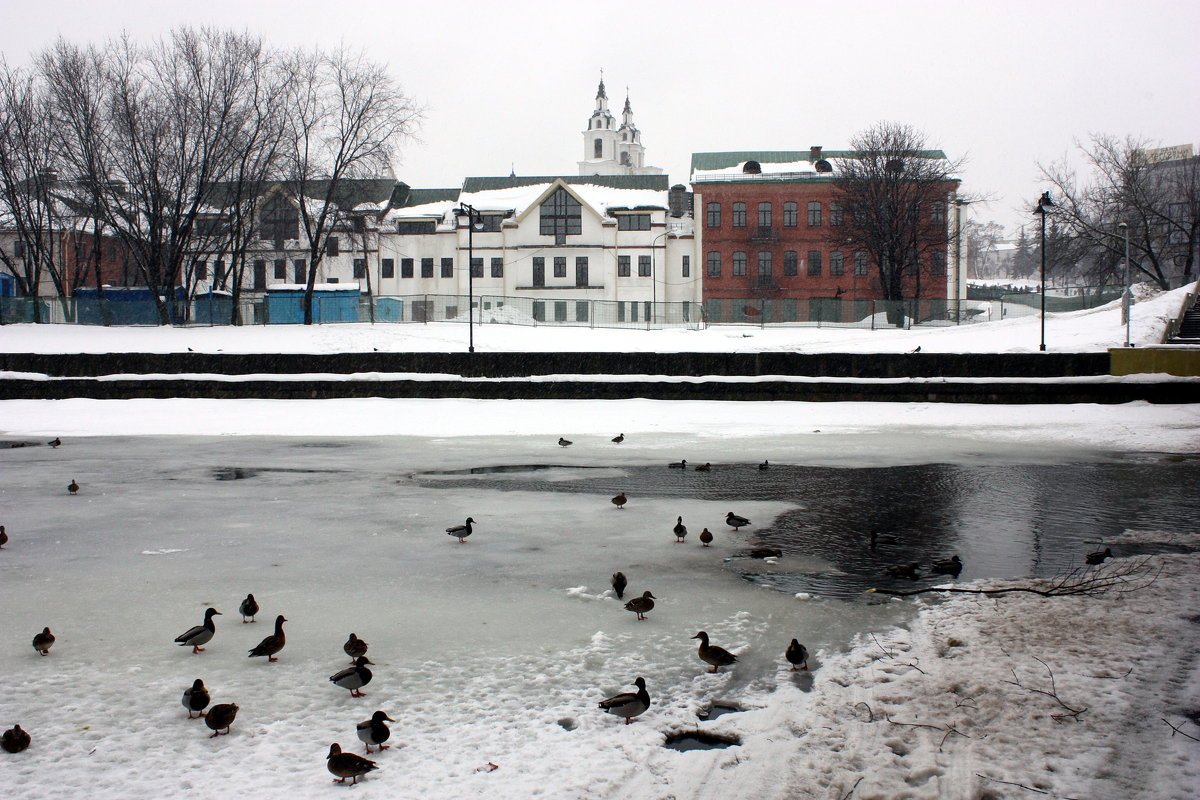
[
  {"left": 0, "top": 281, "right": 1194, "bottom": 355},
  {"left": 1, "top": 282, "right": 1198, "bottom": 799}
]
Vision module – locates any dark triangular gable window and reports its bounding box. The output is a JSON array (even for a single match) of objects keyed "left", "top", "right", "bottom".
[
  {"left": 539, "top": 187, "right": 582, "bottom": 245},
  {"left": 259, "top": 194, "right": 299, "bottom": 246}
]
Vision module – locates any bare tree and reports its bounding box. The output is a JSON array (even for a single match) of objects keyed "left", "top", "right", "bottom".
[
  {"left": 1039, "top": 134, "right": 1200, "bottom": 290},
  {"left": 830, "top": 122, "right": 963, "bottom": 324},
  {"left": 278, "top": 46, "right": 420, "bottom": 324},
  {"left": 0, "top": 60, "right": 70, "bottom": 318}
]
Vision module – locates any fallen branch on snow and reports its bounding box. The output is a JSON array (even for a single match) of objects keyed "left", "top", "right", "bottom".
[{"left": 868, "top": 557, "right": 1159, "bottom": 599}]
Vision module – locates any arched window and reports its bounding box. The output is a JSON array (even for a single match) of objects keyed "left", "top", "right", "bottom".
[
  {"left": 732, "top": 203, "right": 747, "bottom": 227},
  {"left": 620, "top": 152, "right": 631, "bottom": 166},
  {"left": 594, "top": 138, "right": 603, "bottom": 159}
]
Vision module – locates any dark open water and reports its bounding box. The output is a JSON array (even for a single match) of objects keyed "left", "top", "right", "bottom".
[{"left": 417, "top": 455, "right": 1200, "bottom": 598}]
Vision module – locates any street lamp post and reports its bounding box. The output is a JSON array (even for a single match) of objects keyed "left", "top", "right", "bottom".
[
  {"left": 453, "top": 203, "right": 482, "bottom": 353},
  {"left": 952, "top": 197, "right": 972, "bottom": 324},
  {"left": 1033, "top": 191, "right": 1054, "bottom": 352},
  {"left": 1119, "top": 221, "right": 1131, "bottom": 347},
  {"left": 650, "top": 230, "right": 674, "bottom": 328}
]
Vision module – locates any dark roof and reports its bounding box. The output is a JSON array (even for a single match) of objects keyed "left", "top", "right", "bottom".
[
  {"left": 202, "top": 178, "right": 400, "bottom": 211},
  {"left": 392, "top": 186, "right": 459, "bottom": 209},
  {"left": 462, "top": 175, "right": 670, "bottom": 193},
  {"left": 690, "top": 150, "right": 948, "bottom": 173}
]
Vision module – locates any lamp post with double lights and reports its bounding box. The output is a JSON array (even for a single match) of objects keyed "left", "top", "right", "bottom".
[
  {"left": 1033, "top": 191, "right": 1054, "bottom": 351},
  {"left": 453, "top": 203, "right": 483, "bottom": 353}
]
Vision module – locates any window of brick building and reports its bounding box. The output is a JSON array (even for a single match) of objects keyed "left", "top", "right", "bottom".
[
  {"left": 807, "top": 202, "right": 822, "bottom": 226},
  {"left": 707, "top": 251, "right": 721, "bottom": 277},
  {"left": 830, "top": 251, "right": 845, "bottom": 276},
  {"left": 732, "top": 251, "right": 747, "bottom": 276},
  {"left": 784, "top": 250, "right": 798, "bottom": 276},
  {"left": 757, "top": 202, "right": 772, "bottom": 228},
  {"left": 732, "top": 202, "right": 747, "bottom": 227},
  {"left": 854, "top": 251, "right": 868, "bottom": 276},
  {"left": 783, "top": 202, "right": 797, "bottom": 227},
  {"left": 830, "top": 202, "right": 843, "bottom": 226},
  {"left": 807, "top": 250, "right": 822, "bottom": 276},
  {"left": 706, "top": 202, "right": 721, "bottom": 228}
]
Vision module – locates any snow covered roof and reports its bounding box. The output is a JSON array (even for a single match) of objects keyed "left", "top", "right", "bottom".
[{"left": 267, "top": 282, "right": 360, "bottom": 292}]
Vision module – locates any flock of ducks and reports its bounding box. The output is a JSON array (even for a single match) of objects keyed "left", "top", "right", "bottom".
[{"left": 4, "top": 434, "right": 1124, "bottom": 776}]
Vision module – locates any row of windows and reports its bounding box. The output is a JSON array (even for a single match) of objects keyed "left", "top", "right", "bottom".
[
  {"left": 705, "top": 200, "right": 946, "bottom": 228},
  {"left": 705, "top": 250, "right": 946, "bottom": 278}
]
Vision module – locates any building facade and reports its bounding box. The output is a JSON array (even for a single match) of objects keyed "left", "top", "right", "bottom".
[{"left": 691, "top": 148, "right": 959, "bottom": 323}]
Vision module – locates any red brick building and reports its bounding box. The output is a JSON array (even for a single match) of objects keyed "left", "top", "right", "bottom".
[{"left": 691, "top": 148, "right": 959, "bottom": 324}]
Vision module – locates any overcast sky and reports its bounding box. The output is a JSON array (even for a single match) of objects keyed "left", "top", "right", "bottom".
[{"left": 1, "top": 0, "right": 1196, "bottom": 234}]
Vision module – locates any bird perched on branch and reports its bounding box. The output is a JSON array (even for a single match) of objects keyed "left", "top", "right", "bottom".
[
  {"left": 247, "top": 615, "right": 287, "bottom": 662},
  {"left": 599, "top": 677, "right": 650, "bottom": 725},
  {"left": 692, "top": 631, "right": 738, "bottom": 673}
]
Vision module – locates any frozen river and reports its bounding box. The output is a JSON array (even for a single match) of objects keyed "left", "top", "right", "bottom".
[{"left": 2, "top": 429, "right": 1198, "bottom": 799}]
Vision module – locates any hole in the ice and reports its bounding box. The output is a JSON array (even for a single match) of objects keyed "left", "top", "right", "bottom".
[
  {"left": 421, "top": 464, "right": 615, "bottom": 476},
  {"left": 557, "top": 717, "right": 577, "bottom": 731},
  {"left": 663, "top": 731, "right": 741, "bottom": 751},
  {"left": 4, "top": 441, "right": 41, "bottom": 449},
  {"left": 697, "top": 703, "right": 741, "bottom": 721},
  {"left": 295, "top": 442, "right": 347, "bottom": 448},
  {"left": 213, "top": 467, "right": 260, "bottom": 480}
]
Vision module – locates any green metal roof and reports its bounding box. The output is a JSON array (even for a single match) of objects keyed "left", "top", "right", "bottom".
[
  {"left": 462, "top": 174, "right": 670, "bottom": 193},
  {"left": 690, "top": 150, "right": 948, "bottom": 172},
  {"left": 392, "top": 186, "right": 459, "bottom": 209}
]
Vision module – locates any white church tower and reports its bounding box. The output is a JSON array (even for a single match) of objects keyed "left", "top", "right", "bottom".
[{"left": 577, "top": 77, "right": 663, "bottom": 176}]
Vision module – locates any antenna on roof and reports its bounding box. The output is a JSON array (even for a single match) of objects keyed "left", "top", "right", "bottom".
[{"left": 510, "top": 163, "right": 516, "bottom": 178}]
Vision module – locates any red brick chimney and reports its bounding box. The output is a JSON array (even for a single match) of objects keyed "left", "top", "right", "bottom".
[{"left": 810, "top": 145, "right": 823, "bottom": 161}]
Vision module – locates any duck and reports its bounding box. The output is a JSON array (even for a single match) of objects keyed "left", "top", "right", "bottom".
[
  {"left": 692, "top": 631, "right": 738, "bottom": 673},
  {"left": 673, "top": 516, "right": 688, "bottom": 543},
  {"left": 48, "top": 437, "right": 61, "bottom": 448},
  {"left": 869, "top": 531, "right": 900, "bottom": 548},
  {"left": 1086, "top": 547, "right": 1113, "bottom": 565},
  {"left": 331, "top": 656, "right": 374, "bottom": 697},
  {"left": 611, "top": 433, "right": 624, "bottom": 444},
  {"left": 699, "top": 528, "right": 714, "bottom": 547},
  {"left": 67, "top": 479, "right": 79, "bottom": 495},
  {"left": 0, "top": 525, "right": 8, "bottom": 548},
  {"left": 446, "top": 517, "right": 475, "bottom": 543},
  {"left": 668, "top": 460, "right": 687, "bottom": 469},
  {"left": 1, "top": 724, "right": 30, "bottom": 753},
  {"left": 238, "top": 593, "right": 259, "bottom": 623},
  {"left": 343, "top": 633, "right": 369, "bottom": 662},
  {"left": 327, "top": 743, "right": 378, "bottom": 784},
  {"left": 725, "top": 512, "right": 751, "bottom": 531},
  {"left": 624, "top": 590, "right": 656, "bottom": 621},
  {"left": 694, "top": 463, "right": 711, "bottom": 471},
  {"left": 598, "top": 677, "right": 650, "bottom": 725},
  {"left": 175, "top": 608, "right": 221, "bottom": 654},
  {"left": 182, "top": 678, "right": 210, "bottom": 719},
  {"left": 611, "top": 492, "right": 627, "bottom": 510},
  {"left": 885, "top": 562, "right": 921, "bottom": 579},
  {"left": 759, "top": 460, "right": 769, "bottom": 470},
  {"left": 32, "top": 627, "right": 55, "bottom": 656},
  {"left": 558, "top": 437, "right": 573, "bottom": 447},
  {"left": 930, "top": 555, "right": 963, "bottom": 576},
  {"left": 204, "top": 703, "right": 238, "bottom": 738},
  {"left": 247, "top": 615, "right": 287, "bottom": 662},
  {"left": 356, "top": 710, "right": 395, "bottom": 754},
  {"left": 611, "top": 571, "right": 627, "bottom": 599},
  {"left": 748, "top": 547, "right": 783, "bottom": 559},
  {"left": 786, "top": 639, "right": 809, "bottom": 671}
]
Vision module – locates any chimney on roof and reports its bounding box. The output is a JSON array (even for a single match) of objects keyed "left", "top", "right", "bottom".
[
  {"left": 810, "top": 146, "right": 823, "bottom": 161},
  {"left": 669, "top": 184, "right": 687, "bottom": 218}
]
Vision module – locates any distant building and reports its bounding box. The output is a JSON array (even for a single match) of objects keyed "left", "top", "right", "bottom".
[
  {"left": 691, "top": 148, "right": 960, "bottom": 323},
  {"left": 577, "top": 78, "right": 663, "bottom": 177}
]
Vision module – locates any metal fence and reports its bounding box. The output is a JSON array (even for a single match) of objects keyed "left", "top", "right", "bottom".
[{"left": 0, "top": 285, "right": 1126, "bottom": 330}]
